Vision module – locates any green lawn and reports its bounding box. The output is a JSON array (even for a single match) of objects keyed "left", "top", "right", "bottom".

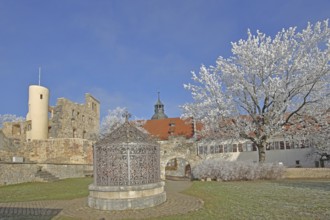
[
  {"left": 0, "top": 177, "right": 93, "bottom": 202},
  {"left": 0, "top": 178, "right": 330, "bottom": 219},
  {"left": 160, "top": 179, "right": 330, "bottom": 220}
]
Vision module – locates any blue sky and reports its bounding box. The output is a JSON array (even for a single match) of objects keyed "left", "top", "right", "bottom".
[{"left": 0, "top": 0, "right": 329, "bottom": 120}]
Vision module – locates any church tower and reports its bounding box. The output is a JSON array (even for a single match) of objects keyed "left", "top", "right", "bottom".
[{"left": 151, "top": 92, "right": 168, "bottom": 120}]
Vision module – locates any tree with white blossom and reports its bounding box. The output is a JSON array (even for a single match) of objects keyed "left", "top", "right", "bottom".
[
  {"left": 182, "top": 20, "right": 330, "bottom": 162},
  {"left": 100, "top": 107, "right": 128, "bottom": 137},
  {"left": 304, "top": 108, "right": 330, "bottom": 164},
  {"left": 100, "top": 107, "right": 147, "bottom": 137}
]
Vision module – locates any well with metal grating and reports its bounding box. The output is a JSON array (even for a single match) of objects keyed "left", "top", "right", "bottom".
[{"left": 88, "top": 119, "right": 166, "bottom": 210}]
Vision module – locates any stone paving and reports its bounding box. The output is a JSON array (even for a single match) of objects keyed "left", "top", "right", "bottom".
[{"left": 0, "top": 180, "right": 203, "bottom": 220}]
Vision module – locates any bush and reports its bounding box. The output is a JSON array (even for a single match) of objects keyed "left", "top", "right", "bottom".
[{"left": 192, "top": 159, "right": 284, "bottom": 181}]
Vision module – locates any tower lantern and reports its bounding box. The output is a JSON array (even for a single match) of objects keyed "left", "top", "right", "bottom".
[{"left": 151, "top": 92, "right": 168, "bottom": 120}]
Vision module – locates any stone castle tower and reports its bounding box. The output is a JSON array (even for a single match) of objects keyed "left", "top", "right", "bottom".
[
  {"left": 151, "top": 92, "right": 168, "bottom": 120},
  {"left": 26, "top": 85, "right": 50, "bottom": 141}
]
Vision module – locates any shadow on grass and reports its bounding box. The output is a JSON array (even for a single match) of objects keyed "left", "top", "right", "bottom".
[
  {"left": 275, "top": 179, "right": 330, "bottom": 192},
  {"left": 0, "top": 207, "right": 62, "bottom": 220}
]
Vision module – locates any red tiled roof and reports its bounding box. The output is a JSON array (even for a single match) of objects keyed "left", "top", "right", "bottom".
[{"left": 142, "top": 117, "right": 201, "bottom": 140}]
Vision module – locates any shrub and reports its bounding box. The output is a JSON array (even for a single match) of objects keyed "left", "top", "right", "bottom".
[{"left": 192, "top": 159, "right": 284, "bottom": 181}]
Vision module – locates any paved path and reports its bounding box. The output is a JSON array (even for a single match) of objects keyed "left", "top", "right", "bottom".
[{"left": 0, "top": 180, "right": 203, "bottom": 220}]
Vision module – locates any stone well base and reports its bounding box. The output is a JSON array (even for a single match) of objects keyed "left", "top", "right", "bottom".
[{"left": 88, "top": 181, "right": 166, "bottom": 210}]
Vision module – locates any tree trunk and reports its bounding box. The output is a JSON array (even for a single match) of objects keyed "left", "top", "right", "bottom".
[{"left": 258, "top": 144, "right": 266, "bottom": 163}]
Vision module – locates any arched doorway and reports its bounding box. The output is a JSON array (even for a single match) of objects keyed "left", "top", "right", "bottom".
[{"left": 165, "top": 157, "right": 191, "bottom": 180}]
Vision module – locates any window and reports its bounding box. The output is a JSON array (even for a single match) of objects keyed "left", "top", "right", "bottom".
[
  {"left": 215, "top": 145, "right": 220, "bottom": 153},
  {"left": 285, "top": 141, "right": 291, "bottom": 149},
  {"left": 210, "top": 146, "right": 215, "bottom": 154},
  {"left": 238, "top": 144, "right": 243, "bottom": 152},
  {"left": 198, "top": 146, "right": 204, "bottom": 155},
  {"left": 168, "top": 124, "right": 175, "bottom": 134},
  {"left": 49, "top": 109, "right": 54, "bottom": 119},
  {"left": 246, "top": 143, "right": 252, "bottom": 151},
  {"left": 40, "top": 94, "right": 43, "bottom": 99},
  {"left": 12, "top": 124, "right": 21, "bottom": 135},
  {"left": 252, "top": 143, "right": 257, "bottom": 151},
  {"left": 233, "top": 144, "right": 238, "bottom": 152},
  {"left": 219, "top": 145, "right": 224, "bottom": 153},
  {"left": 204, "top": 146, "right": 208, "bottom": 154},
  {"left": 280, "top": 141, "right": 285, "bottom": 150},
  {"left": 198, "top": 146, "right": 208, "bottom": 154},
  {"left": 92, "top": 102, "right": 97, "bottom": 112}
]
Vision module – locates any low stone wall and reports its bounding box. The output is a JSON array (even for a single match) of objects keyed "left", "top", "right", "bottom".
[
  {"left": 41, "top": 163, "right": 93, "bottom": 179},
  {"left": 0, "top": 162, "right": 93, "bottom": 186},
  {"left": 0, "top": 163, "right": 40, "bottom": 185},
  {"left": 285, "top": 168, "right": 330, "bottom": 179}
]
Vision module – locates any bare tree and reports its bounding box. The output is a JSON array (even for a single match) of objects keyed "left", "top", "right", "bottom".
[{"left": 182, "top": 20, "right": 330, "bottom": 162}]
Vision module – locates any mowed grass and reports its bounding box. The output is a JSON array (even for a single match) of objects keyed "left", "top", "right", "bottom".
[
  {"left": 0, "top": 177, "right": 93, "bottom": 202},
  {"left": 0, "top": 178, "right": 330, "bottom": 219},
  {"left": 159, "top": 179, "right": 330, "bottom": 220}
]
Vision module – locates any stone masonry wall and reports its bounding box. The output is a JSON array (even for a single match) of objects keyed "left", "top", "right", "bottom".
[
  {"left": 159, "top": 137, "right": 200, "bottom": 179},
  {"left": 49, "top": 94, "right": 100, "bottom": 141},
  {"left": 41, "top": 163, "right": 93, "bottom": 179},
  {"left": 0, "top": 163, "right": 40, "bottom": 185},
  {"left": 165, "top": 158, "right": 190, "bottom": 177},
  {"left": 0, "top": 130, "right": 22, "bottom": 162},
  {"left": 0, "top": 138, "right": 93, "bottom": 164},
  {"left": 0, "top": 163, "right": 93, "bottom": 185},
  {"left": 1, "top": 121, "right": 26, "bottom": 142}
]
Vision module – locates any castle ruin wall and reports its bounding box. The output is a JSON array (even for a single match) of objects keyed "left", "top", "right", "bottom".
[
  {"left": 49, "top": 94, "right": 100, "bottom": 141},
  {"left": 0, "top": 138, "right": 93, "bottom": 164}
]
